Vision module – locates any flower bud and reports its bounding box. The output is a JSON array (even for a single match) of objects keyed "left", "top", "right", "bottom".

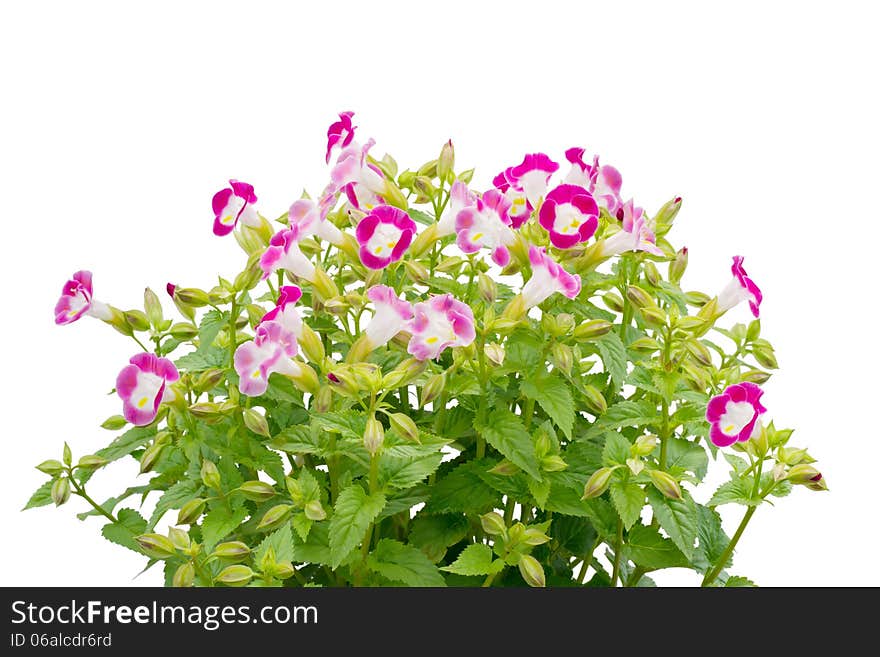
[
  {"left": 404, "top": 260, "right": 430, "bottom": 285},
  {"left": 805, "top": 473, "right": 828, "bottom": 491},
  {"left": 168, "top": 526, "right": 191, "bottom": 551},
  {"left": 286, "top": 477, "right": 304, "bottom": 505},
  {"left": 212, "top": 541, "right": 251, "bottom": 561},
  {"left": 626, "top": 285, "right": 654, "bottom": 310},
  {"left": 123, "top": 309, "right": 150, "bottom": 332},
  {"left": 257, "top": 504, "right": 293, "bottom": 531},
  {"left": 572, "top": 319, "right": 613, "bottom": 342},
  {"left": 194, "top": 369, "right": 225, "bottom": 393},
  {"left": 177, "top": 498, "right": 207, "bottom": 525},
  {"left": 487, "top": 460, "right": 519, "bottom": 476},
  {"left": 748, "top": 421, "right": 768, "bottom": 456},
  {"left": 364, "top": 415, "right": 385, "bottom": 455},
  {"left": 669, "top": 247, "right": 688, "bottom": 284},
  {"left": 352, "top": 363, "right": 383, "bottom": 393},
  {"left": 388, "top": 412, "right": 420, "bottom": 443},
  {"left": 327, "top": 368, "right": 361, "bottom": 396},
  {"left": 684, "top": 291, "right": 711, "bottom": 307},
  {"left": 680, "top": 360, "right": 709, "bottom": 392},
  {"left": 633, "top": 434, "right": 658, "bottom": 456},
  {"left": 582, "top": 467, "right": 614, "bottom": 499},
  {"left": 139, "top": 440, "right": 166, "bottom": 474},
  {"left": 51, "top": 477, "right": 71, "bottom": 506},
  {"left": 36, "top": 460, "right": 65, "bottom": 476},
  {"left": 215, "top": 565, "right": 254, "bottom": 587},
  {"left": 518, "top": 554, "right": 546, "bottom": 588},
  {"left": 603, "top": 292, "right": 625, "bottom": 313},
  {"left": 290, "top": 362, "right": 320, "bottom": 395},
  {"left": 751, "top": 339, "right": 778, "bottom": 369},
  {"left": 299, "top": 324, "right": 325, "bottom": 364},
  {"left": 200, "top": 460, "right": 221, "bottom": 491},
  {"left": 644, "top": 261, "right": 662, "bottom": 287},
  {"left": 312, "top": 266, "right": 339, "bottom": 301},
  {"left": 238, "top": 480, "right": 276, "bottom": 502},
  {"left": 640, "top": 306, "right": 667, "bottom": 328},
  {"left": 143, "top": 287, "right": 164, "bottom": 328},
  {"left": 777, "top": 447, "right": 807, "bottom": 466},
  {"left": 521, "top": 527, "right": 551, "bottom": 546},
  {"left": 233, "top": 261, "right": 263, "bottom": 293},
  {"left": 408, "top": 223, "right": 439, "bottom": 258},
  {"left": 541, "top": 314, "right": 560, "bottom": 336},
  {"left": 135, "top": 533, "right": 177, "bottom": 559},
  {"left": 304, "top": 499, "right": 327, "bottom": 521},
  {"left": 313, "top": 385, "right": 332, "bottom": 413},
  {"left": 169, "top": 322, "right": 198, "bottom": 340},
  {"left": 382, "top": 179, "right": 409, "bottom": 210},
  {"left": 477, "top": 272, "right": 497, "bottom": 304},
  {"left": 456, "top": 167, "right": 475, "bottom": 183},
  {"left": 480, "top": 512, "right": 507, "bottom": 537},
  {"left": 630, "top": 336, "right": 661, "bottom": 352},
  {"left": 648, "top": 470, "right": 682, "bottom": 500},
  {"left": 654, "top": 196, "right": 682, "bottom": 228},
  {"left": 772, "top": 463, "right": 787, "bottom": 482},
  {"left": 437, "top": 139, "right": 455, "bottom": 182},
  {"left": 786, "top": 464, "right": 822, "bottom": 485},
  {"left": 541, "top": 455, "right": 568, "bottom": 472},
  {"left": 173, "top": 562, "right": 195, "bottom": 587},
  {"left": 62, "top": 442, "right": 72, "bottom": 466},
  {"left": 551, "top": 343, "right": 574, "bottom": 375},
  {"left": 100, "top": 414, "right": 128, "bottom": 430},
  {"left": 746, "top": 319, "right": 761, "bottom": 342},
  {"left": 272, "top": 561, "right": 296, "bottom": 580},
  {"left": 242, "top": 408, "right": 271, "bottom": 438},
  {"left": 484, "top": 343, "right": 505, "bottom": 366},
  {"left": 740, "top": 369, "right": 771, "bottom": 384},
  {"left": 626, "top": 458, "right": 645, "bottom": 476},
  {"left": 582, "top": 385, "right": 608, "bottom": 415},
  {"left": 500, "top": 294, "right": 527, "bottom": 323},
  {"left": 420, "top": 373, "right": 446, "bottom": 407},
  {"left": 684, "top": 339, "right": 713, "bottom": 367}
]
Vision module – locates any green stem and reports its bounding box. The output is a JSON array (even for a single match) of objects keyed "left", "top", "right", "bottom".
[
  {"left": 327, "top": 434, "right": 339, "bottom": 504},
  {"left": 503, "top": 496, "right": 516, "bottom": 526},
  {"left": 359, "top": 454, "right": 381, "bottom": 584},
  {"left": 659, "top": 397, "right": 670, "bottom": 470},
  {"left": 610, "top": 517, "right": 624, "bottom": 587},
  {"left": 523, "top": 397, "right": 535, "bottom": 430},
  {"left": 69, "top": 476, "right": 117, "bottom": 524},
  {"left": 131, "top": 334, "right": 150, "bottom": 352},
  {"left": 482, "top": 566, "right": 504, "bottom": 587}
]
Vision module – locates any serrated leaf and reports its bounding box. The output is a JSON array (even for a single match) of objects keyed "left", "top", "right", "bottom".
[
  {"left": 292, "top": 519, "right": 332, "bottom": 565},
  {"left": 292, "top": 513, "right": 313, "bottom": 542},
  {"left": 101, "top": 508, "right": 147, "bottom": 553},
  {"left": 270, "top": 425, "right": 325, "bottom": 456},
  {"left": 665, "top": 438, "right": 709, "bottom": 481},
  {"left": 328, "top": 485, "right": 386, "bottom": 569},
  {"left": 602, "top": 432, "right": 632, "bottom": 466},
  {"left": 147, "top": 479, "right": 200, "bottom": 530},
  {"left": 722, "top": 452, "right": 749, "bottom": 474},
  {"left": 696, "top": 504, "right": 731, "bottom": 571},
  {"left": 312, "top": 411, "right": 366, "bottom": 441},
  {"left": 22, "top": 481, "right": 54, "bottom": 510},
  {"left": 94, "top": 426, "right": 156, "bottom": 463},
  {"left": 545, "top": 485, "right": 618, "bottom": 539},
  {"left": 505, "top": 329, "right": 544, "bottom": 373},
  {"left": 593, "top": 400, "right": 657, "bottom": 434},
  {"left": 255, "top": 522, "right": 294, "bottom": 564},
  {"left": 367, "top": 539, "right": 446, "bottom": 586},
  {"left": 425, "top": 460, "right": 500, "bottom": 514},
  {"left": 626, "top": 525, "right": 690, "bottom": 570},
  {"left": 174, "top": 347, "right": 227, "bottom": 372},
  {"left": 610, "top": 481, "right": 645, "bottom": 530},
  {"left": 528, "top": 477, "right": 551, "bottom": 509},
  {"left": 379, "top": 453, "right": 443, "bottom": 490},
  {"left": 647, "top": 487, "right": 698, "bottom": 559},
  {"left": 476, "top": 409, "right": 540, "bottom": 479},
  {"left": 520, "top": 369, "right": 575, "bottom": 439},
  {"left": 201, "top": 505, "right": 249, "bottom": 551},
  {"left": 441, "top": 543, "right": 504, "bottom": 576},
  {"left": 708, "top": 477, "right": 758, "bottom": 507},
  {"left": 409, "top": 514, "right": 469, "bottom": 563},
  {"left": 596, "top": 332, "right": 627, "bottom": 389},
  {"left": 725, "top": 575, "right": 757, "bottom": 587},
  {"left": 197, "top": 310, "right": 225, "bottom": 355}
]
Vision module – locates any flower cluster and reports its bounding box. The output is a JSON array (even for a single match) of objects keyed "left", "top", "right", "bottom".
[{"left": 37, "top": 112, "right": 824, "bottom": 590}]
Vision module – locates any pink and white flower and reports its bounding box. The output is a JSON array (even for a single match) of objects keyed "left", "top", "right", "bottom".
[
  {"left": 563, "top": 147, "right": 593, "bottom": 189},
  {"left": 563, "top": 148, "right": 624, "bottom": 217},
  {"left": 492, "top": 171, "right": 531, "bottom": 229},
  {"left": 116, "top": 353, "right": 179, "bottom": 426},
  {"left": 54, "top": 270, "right": 112, "bottom": 325},
  {"left": 600, "top": 200, "right": 663, "bottom": 257},
  {"left": 331, "top": 139, "right": 386, "bottom": 211},
  {"left": 455, "top": 190, "right": 516, "bottom": 266},
  {"left": 234, "top": 321, "right": 300, "bottom": 397},
  {"left": 288, "top": 198, "right": 344, "bottom": 246},
  {"left": 365, "top": 285, "right": 414, "bottom": 348},
  {"left": 538, "top": 184, "right": 599, "bottom": 249},
  {"left": 260, "top": 285, "right": 303, "bottom": 338},
  {"left": 325, "top": 111, "right": 356, "bottom": 164},
  {"left": 521, "top": 246, "right": 582, "bottom": 308},
  {"left": 260, "top": 224, "right": 316, "bottom": 282},
  {"left": 706, "top": 382, "right": 767, "bottom": 448},
  {"left": 436, "top": 181, "right": 477, "bottom": 236},
  {"left": 717, "top": 256, "right": 763, "bottom": 317},
  {"left": 504, "top": 153, "right": 559, "bottom": 207},
  {"left": 212, "top": 180, "right": 259, "bottom": 237},
  {"left": 355, "top": 205, "right": 416, "bottom": 270},
  {"left": 407, "top": 294, "right": 475, "bottom": 361}
]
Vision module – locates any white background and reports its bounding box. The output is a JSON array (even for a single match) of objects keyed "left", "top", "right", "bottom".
[{"left": 1, "top": 0, "right": 877, "bottom": 586}]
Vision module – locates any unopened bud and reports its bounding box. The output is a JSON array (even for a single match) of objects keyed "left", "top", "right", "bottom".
[
  {"left": 290, "top": 362, "right": 320, "bottom": 395},
  {"left": 124, "top": 309, "right": 150, "bottom": 332},
  {"left": 626, "top": 285, "right": 654, "bottom": 310},
  {"left": 648, "top": 470, "right": 682, "bottom": 500},
  {"left": 168, "top": 526, "right": 191, "bottom": 551},
  {"left": 101, "top": 415, "right": 128, "bottom": 430},
  {"left": 420, "top": 373, "right": 446, "bottom": 406},
  {"left": 169, "top": 322, "right": 199, "bottom": 340},
  {"left": 177, "top": 498, "right": 207, "bottom": 525},
  {"left": 404, "top": 260, "right": 430, "bottom": 285},
  {"left": 603, "top": 292, "right": 625, "bottom": 313},
  {"left": 312, "top": 266, "right": 339, "bottom": 301},
  {"left": 382, "top": 180, "right": 409, "bottom": 210},
  {"left": 139, "top": 440, "right": 166, "bottom": 474},
  {"left": 582, "top": 385, "right": 608, "bottom": 415},
  {"left": 518, "top": 554, "right": 546, "bottom": 588},
  {"left": 630, "top": 336, "right": 661, "bottom": 352},
  {"left": 500, "top": 294, "right": 527, "bottom": 323},
  {"left": 51, "top": 477, "right": 71, "bottom": 506},
  {"left": 327, "top": 368, "right": 361, "bottom": 396},
  {"left": 633, "top": 434, "right": 658, "bottom": 456},
  {"left": 212, "top": 541, "right": 251, "bottom": 561},
  {"left": 551, "top": 343, "right": 574, "bottom": 375},
  {"left": 484, "top": 343, "right": 505, "bottom": 366},
  {"left": 669, "top": 247, "right": 688, "bottom": 284},
  {"left": 364, "top": 415, "right": 385, "bottom": 455},
  {"left": 200, "top": 460, "right": 221, "bottom": 491},
  {"left": 654, "top": 196, "right": 682, "bottom": 228},
  {"left": 173, "top": 562, "right": 195, "bottom": 587},
  {"left": 238, "top": 480, "right": 276, "bottom": 502},
  {"left": 740, "top": 369, "right": 771, "bottom": 384},
  {"left": 313, "top": 385, "right": 332, "bottom": 413},
  {"left": 684, "top": 339, "right": 713, "bottom": 367},
  {"left": 786, "top": 464, "right": 822, "bottom": 485},
  {"left": 582, "top": 467, "right": 614, "bottom": 499},
  {"left": 480, "top": 512, "right": 506, "bottom": 537},
  {"left": 640, "top": 306, "right": 667, "bottom": 328},
  {"left": 487, "top": 460, "right": 520, "bottom": 476},
  {"left": 556, "top": 313, "right": 575, "bottom": 334},
  {"left": 388, "top": 413, "right": 420, "bottom": 443},
  {"left": 437, "top": 139, "right": 455, "bottom": 182},
  {"left": 135, "top": 533, "right": 177, "bottom": 559},
  {"left": 304, "top": 499, "right": 327, "bottom": 521},
  {"left": 36, "top": 460, "right": 65, "bottom": 476},
  {"left": 541, "top": 314, "right": 560, "bottom": 336},
  {"left": 685, "top": 291, "right": 712, "bottom": 307},
  {"left": 521, "top": 527, "right": 551, "bottom": 546},
  {"left": 573, "top": 319, "right": 613, "bottom": 342},
  {"left": 772, "top": 463, "right": 787, "bottom": 482},
  {"left": 257, "top": 504, "right": 293, "bottom": 531},
  {"left": 144, "top": 287, "right": 163, "bottom": 327},
  {"left": 541, "top": 455, "right": 568, "bottom": 472},
  {"left": 299, "top": 324, "right": 325, "bottom": 364},
  {"left": 805, "top": 473, "right": 828, "bottom": 491},
  {"left": 175, "top": 288, "right": 210, "bottom": 307},
  {"left": 478, "top": 272, "right": 497, "bottom": 303},
  {"left": 751, "top": 339, "right": 778, "bottom": 369},
  {"left": 272, "top": 561, "right": 296, "bottom": 580},
  {"left": 233, "top": 260, "right": 263, "bottom": 293},
  {"left": 408, "top": 223, "right": 439, "bottom": 258},
  {"left": 243, "top": 408, "right": 271, "bottom": 438},
  {"left": 215, "top": 565, "right": 254, "bottom": 587},
  {"left": 644, "top": 261, "right": 662, "bottom": 287},
  {"left": 195, "top": 368, "right": 225, "bottom": 393},
  {"left": 777, "top": 447, "right": 808, "bottom": 466},
  {"left": 457, "top": 168, "right": 475, "bottom": 183}
]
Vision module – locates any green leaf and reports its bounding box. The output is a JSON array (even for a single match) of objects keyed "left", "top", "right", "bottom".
[
  {"left": 602, "top": 432, "right": 632, "bottom": 466},
  {"left": 665, "top": 438, "right": 709, "bottom": 481},
  {"left": 409, "top": 514, "right": 469, "bottom": 563},
  {"left": 528, "top": 477, "right": 551, "bottom": 509},
  {"left": 545, "top": 485, "right": 618, "bottom": 539},
  {"left": 379, "top": 453, "right": 443, "bottom": 490},
  {"left": 147, "top": 479, "right": 200, "bottom": 530},
  {"left": 725, "top": 575, "right": 757, "bottom": 587},
  {"left": 197, "top": 310, "right": 225, "bottom": 354},
  {"left": 626, "top": 525, "right": 690, "bottom": 570},
  {"left": 201, "top": 505, "right": 249, "bottom": 551},
  {"left": 596, "top": 332, "right": 627, "bottom": 389},
  {"left": 255, "top": 521, "right": 294, "bottom": 564},
  {"left": 328, "top": 485, "right": 386, "bottom": 569},
  {"left": 441, "top": 543, "right": 504, "bottom": 576},
  {"left": 591, "top": 400, "right": 657, "bottom": 434},
  {"left": 312, "top": 411, "right": 366, "bottom": 441},
  {"left": 22, "top": 481, "right": 54, "bottom": 510},
  {"left": 292, "top": 519, "right": 332, "bottom": 566},
  {"left": 367, "top": 539, "right": 447, "bottom": 586},
  {"left": 95, "top": 426, "right": 156, "bottom": 463},
  {"left": 270, "top": 426, "right": 325, "bottom": 456},
  {"left": 101, "top": 508, "right": 147, "bottom": 553},
  {"left": 174, "top": 346, "right": 226, "bottom": 372},
  {"left": 708, "top": 477, "right": 758, "bottom": 507},
  {"left": 291, "top": 513, "right": 313, "bottom": 542},
  {"left": 425, "top": 460, "right": 501, "bottom": 514},
  {"left": 609, "top": 481, "right": 645, "bottom": 530},
  {"left": 696, "top": 504, "right": 731, "bottom": 570},
  {"left": 520, "top": 369, "right": 575, "bottom": 439},
  {"left": 722, "top": 453, "right": 749, "bottom": 475},
  {"left": 408, "top": 208, "right": 435, "bottom": 226},
  {"left": 476, "top": 409, "right": 540, "bottom": 479},
  {"left": 505, "top": 329, "right": 544, "bottom": 373},
  {"left": 380, "top": 486, "right": 429, "bottom": 519},
  {"left": 646, "top": 487, "right": 698, "bottom": 559}
]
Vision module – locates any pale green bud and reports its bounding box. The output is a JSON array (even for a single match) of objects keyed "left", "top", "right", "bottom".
[
  {"left": 648, "top": 470, "right": 682, "bottom": 500},
  {"left": 257, "top": 504, "right": 293, "bottom": 531},
  {"left": 243, "top": 408, "right": 271, "bottom": 438},
  {"left": 172, "top": 562, "right": 195, "bottom": 588},
  {"left": 480, "top": 512, "right": 506, "bottom": 537},
  {"left": 238, "top": 480, "right": 276, "bottom": 502},
  {"left": 215, "top": 565, "right": 254, "bottom": 587},
  {"left": 582, "top": 467, "right": 614, "bottom": 499},
  {"left": 51, "top": 477, "right": 71, "bottom": 506},
  {"left": 364, "top": 415, "right": 385, "bottom": 455},
  {"left": 135, "top": 533, "right": 177, "bottom": 559},
  {"left": 518, "top": 554, "right": 546, "bottom": 588},
  {"left": 200, "top": 460, "right": 221, "bottom": 491}
]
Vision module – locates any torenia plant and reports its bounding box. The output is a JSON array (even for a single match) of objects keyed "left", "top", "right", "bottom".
[{"left": 29, "top": 112, "right": 826, "bottom": 587}]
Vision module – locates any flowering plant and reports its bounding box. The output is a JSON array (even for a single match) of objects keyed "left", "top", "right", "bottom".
[{"left": 28, "top": 113, "right": 826, "bottom": 588}]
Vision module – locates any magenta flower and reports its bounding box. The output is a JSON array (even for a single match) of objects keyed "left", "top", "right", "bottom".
[
  {"left": 234, "top": 321, "right": 300, "bottom": 397},
  {"left": 165, "top": 283, "right": 176, "bottom": 298},
  {"left": 331, "top": 138, "right": 386, "bottom": 211},
  {"left": 260, "top": 224, "right": 316, "bottom": 282},
  {"left": 116, "top": 353, "right": 179, "bottom": 426},
  {"left": 492, "top": 171, "right": 531, "bottom": 229},
  {"left": 289, "top": 198, "right": 344, "bottom": 246},
  {"left": 437, "top": 181, "right": 477, "bottom": 237},
  {"left": 365, "top": 285, "right": 414, "bottom": 348},
  {"left": 455, "top": 190, "right": 516, "bottom": 266},
  {"left": 261, "top": 285, "right": 303, "bottom": 338},
  {"left": 54, "top": 270, "right": 111, "bottom": 325},
  {"left": 407, "top": 294, "right": 476, "bottom": 361},
  {"left": 563, "top": 147, "right": 593, "bottom": 189},
  {"left": 504, "top": 153, "right": 559, "bottom": 207},
  {"left": 521, "top": 246, "right": 582, "bottom": 308},
  {"left": 212, "top": 180, "right": 258, "bottom": 237},
  {"left": 706, "top": 382, "right": 767, "bottom": 447},
  {"left": 325, "top": 111, "right": 356, "bottom": 164},
  {"left": 355, "top": 205, "right": 416, "bottom": 270},
  {"left": 600, "top": 200, "right": 663, "bottom": 257},
  {"left": 563, "top": 147, "right": 624, "bottom": 216},
  {"left": 538, "top": 184, "right": 599, "bottom": 249},
  {"left": 717, "top": 256, "right": 763, "bottom": 317}
]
